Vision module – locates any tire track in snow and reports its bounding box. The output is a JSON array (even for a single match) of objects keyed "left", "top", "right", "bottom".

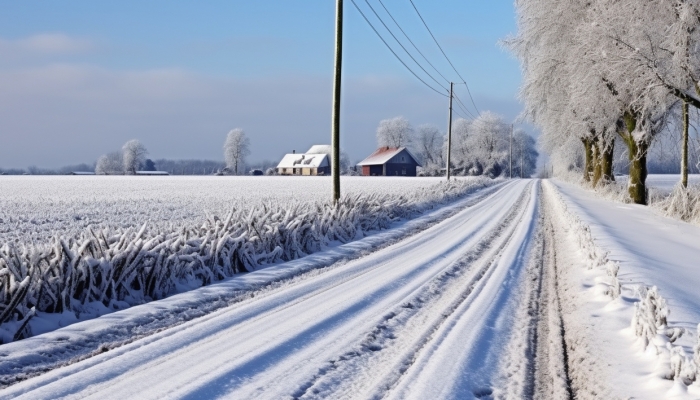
[
  {"left": 381, "top": 180, "right": 540, "bottom": 400},
  {"left": 291, "top": 181, "right": 536, "bottom": 399},
  {"left": 2, "top": 181, "right": 531, "bottom": 400}
]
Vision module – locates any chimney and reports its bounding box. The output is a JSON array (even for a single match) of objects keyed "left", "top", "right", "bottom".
[{"left": 293, "top": 150, "right": 296, "bottom": 154}]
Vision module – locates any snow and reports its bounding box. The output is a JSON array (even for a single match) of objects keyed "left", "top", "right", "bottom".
[
  {"left": 275, "top": 153, "right": 329, "bottom": 169},
  {"left": 0, "top": 180, "right": 542, "bottom": 399},
  {"left": 0, "top": 175, "right": 451, "bottom": 243},
  {"left": 547, "top": 179, "right": 700, "bottom": 398},
  {"left": 647, "top": 174, "right": 700, "bottom": 194},
  {"left": 2, "top": 177, "right": 700, "bottom": 398}
]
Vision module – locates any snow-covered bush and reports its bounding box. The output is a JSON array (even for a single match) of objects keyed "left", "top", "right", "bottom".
[
  {"left": 631, "top": 286, "right": 670, "bottom": 350},
  {"left": 654, "top": 183, "right": 700, "bottom": 224},
  {"left": 667, "top": 345, "right": 696, "bottom": 385},
  {"left": 0, "top": 177, "right": 496, "bottom": 342}
]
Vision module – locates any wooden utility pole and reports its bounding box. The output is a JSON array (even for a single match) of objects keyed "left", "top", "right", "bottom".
[
  {"left": 509, "top": 124, "right": 513, "bottom": 178},
  {"left": 331, "top": 0, "right": 343, "bottom": 202},
  {"left": 682, "top": 101, "right": 689, "bottom": 188},
  {"left": 446, "top": 82, "right": 453, "bottom": 180},
  {"left": 520, "top": 137, "right": 524, "bottom": 178}
]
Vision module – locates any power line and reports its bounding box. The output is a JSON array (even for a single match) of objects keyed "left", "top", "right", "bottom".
[
  {"left": 409, "top": 0, "right": 481, "bottom": 115},
  {"left": 454, "top": 82, "right": 480, "bottom": 117},
  {"left": 361, "top": 0, "right": 448, "bottom": 93},
  {"left": 350, "top": 0, "right": 448, "bottom": 98},
  {"left": 452, "top": 92, "right": 476, "bottom": 119},
  {"left": 376, "top": 0, "right": 451, "bottom": 86}
]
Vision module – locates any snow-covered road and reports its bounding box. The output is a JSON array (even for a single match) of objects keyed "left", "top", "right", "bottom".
[{"left": 2, "top": 180, "right": 560, "bottom": 400}]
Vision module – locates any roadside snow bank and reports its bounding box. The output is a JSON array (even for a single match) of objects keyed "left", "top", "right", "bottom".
[
  {"left": 0, "top": 178, "right": 498, "bottom": 343},
  {"left": 545, "top": 180, "right": 700, "bottom": 397}
]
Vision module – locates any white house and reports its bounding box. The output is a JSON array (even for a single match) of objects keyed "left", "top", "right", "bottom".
[{"left": 276, "top": 145, "right": 331, "bottom": 176}]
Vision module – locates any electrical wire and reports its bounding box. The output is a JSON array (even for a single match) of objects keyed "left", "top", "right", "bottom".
[
  {"left": 350, "top": 0, "right": 448, "bottom": 97},
  {"left": 409, "top": 0, "right": 481, "bottom": 115},
  {"left": 376, "top": 0, "right": 451, "bottom": 86},
  {"left": 361, "top": 0, "right": 449, "bottom": 93},
  {"left": 453, "top": 92, "right": 476, "bottom": 119}
]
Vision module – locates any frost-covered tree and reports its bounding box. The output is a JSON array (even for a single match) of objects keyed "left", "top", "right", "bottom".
[
  {"left": 442, "top": 112, "right": 534, "bottom": 178},
  {"left": 224, "top": 128, "right": 250, "bottom": 175},
  {"left": 506, "top": 0, "right": 687, "bottom": 203},
  {"left": 416, "top": 124, "right": 443, "bottom": 167},
  {"left": 122, "top": 140, "right": 148, "bottom": 175},
  {"left": 95, "top": 151, "right": 124, "bottom": 175},
  {"left": 376, "top": 116, "right": 414, "bottom": 148}
]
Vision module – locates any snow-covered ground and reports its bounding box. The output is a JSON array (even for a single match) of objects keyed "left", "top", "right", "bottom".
[
  {"left": 0, "top": 175, "right": 449, "bottom": 242},
  {"left": 1, "top": 178, "right": 699, "bottom": 399},
  {"left": 647, "top": 174, "right": 700, "bottom": 194},
  {"left": 548, "top": 179, "right": 700, "bottom": 399}
]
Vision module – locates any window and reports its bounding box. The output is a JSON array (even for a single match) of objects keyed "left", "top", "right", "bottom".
[
  {"left": 401, "top": 156, "right": 405, "bottom": 162},
  {"left": 402, "top": 168, "right": 406, "bottom": 175}
]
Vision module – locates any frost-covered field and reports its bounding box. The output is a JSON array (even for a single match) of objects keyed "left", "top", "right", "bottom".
[
  {"left": 0, "top": 175, "right": 497, "bottom": 344},
  {"left": 0, "top": 176, "right": 449, "bottom": 243},
  {"left": 646, "top": 174, "right": 700, "bottom": 194}
]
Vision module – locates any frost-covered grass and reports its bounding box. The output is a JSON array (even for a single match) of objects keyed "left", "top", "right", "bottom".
[
  {"left": 0, "top": 175, "right": 496, "bottom": 343},
  {"left": 0, "top": 176, "right": 452, "bottom": 243}
]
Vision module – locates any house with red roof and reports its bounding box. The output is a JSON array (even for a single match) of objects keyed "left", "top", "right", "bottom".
[{"left": 356, "top": 147, "right": 421, "bottom": 176}]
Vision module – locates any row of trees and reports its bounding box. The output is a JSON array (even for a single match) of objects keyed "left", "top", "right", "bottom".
[
  {"left": 375, "top": 114, "right": 538, "bottom": 178},
  {"left": 507, "top": 0, "right": 700, "bottom": 203},
  {"left": 95, "top": 129, "right": 252, "bottom": 175}
]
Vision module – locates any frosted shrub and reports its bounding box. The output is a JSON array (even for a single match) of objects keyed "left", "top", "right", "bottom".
[
  {"left": 653, "top": 183, "right": 700, "bottom": 224},
  {"left": 666, "top": 345, "right": 696, "bottom": 385},
  {"left": 632, "top": 286, "right": 670, "bottom": 350},
  {"left": 605, "top": 261, "right": 621, "bottom": 299}
]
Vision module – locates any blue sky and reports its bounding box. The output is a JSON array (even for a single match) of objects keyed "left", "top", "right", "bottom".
[{"left": 0, "top": 1, "right": 524, "bottom": 168}]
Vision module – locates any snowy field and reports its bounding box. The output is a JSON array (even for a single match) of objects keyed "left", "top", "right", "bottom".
[
  {"left": 646, "top": 174, "right": 700, "bottom": 194},
  {"left": 2, "top": 178, "right": 700, "bottom": 399},
  {"left": 0, "top": 176, "right": 449, "bottom": 243}
]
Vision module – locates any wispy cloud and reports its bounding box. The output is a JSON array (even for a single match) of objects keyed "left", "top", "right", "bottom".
[{"left": 0, "top": 33, "right": 94, "bottom": 59}]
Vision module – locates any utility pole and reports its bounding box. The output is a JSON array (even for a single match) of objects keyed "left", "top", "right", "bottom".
[
  {"left": 509, "top": 124, "right": 513, "bottom": 179},
  {"left": 682, "top": 101, "right": 689, "bottom": 188},
  {"left": 446, "top": 82, "right": 453, "bottom": 180},
  {"left": 331, "top": 0, "right": 343, "bottom": 202},
  {"left": 520, "top": 138, "right": 524, "bottom": 178}
]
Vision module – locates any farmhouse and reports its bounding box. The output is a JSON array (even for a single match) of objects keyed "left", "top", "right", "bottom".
[
  {"left": 357, "top": 147, "right": 420, "bottom": 176},
  {"left": 276, "top": 145, "right": 331, "bottom": 176}
]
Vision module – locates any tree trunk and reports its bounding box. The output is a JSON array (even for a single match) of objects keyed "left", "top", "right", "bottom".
[
  {"left": 619, "top": 112, "right": 648, "bottom": 205},
  {"left": 582, "top": 137, "right": 593, "bottom": 182},
  {"left": 601, "top": 139, "right": 615, "bottom": 182},
  {"left": 682, "top": 101, "right": 689, "bottom": 188},
  {"left": 592, "top": 138, "right": 603, "bottom": 187}
]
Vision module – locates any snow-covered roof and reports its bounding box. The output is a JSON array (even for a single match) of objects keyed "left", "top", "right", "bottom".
[
  {"left": 356, "top": 147, "right": 420, "bottom": 166},
  {"left": 306, "top": 145, "right": 332, "bottom": 155},
  {"left": 71, "top": 171, "right": 95, "bottom": 175},
  {"left": 276, "top": 153, "right": 330, "bottom": 169}
]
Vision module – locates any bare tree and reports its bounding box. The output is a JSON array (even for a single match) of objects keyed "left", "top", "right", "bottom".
[
  {"left": 95, "top": 151, "right": 124, "bottom": 175},
  {"left": 417, "top": 124, "right": 443, "bottom": 166},
  {"left": 122, "top": 140, "right": 148, "bottom": 174},
  {"left": 224, "top": 128, "right": 250, "bottom": 175},
  {"left": 376, "top": 116, "right": 414, "bottom": 148}
]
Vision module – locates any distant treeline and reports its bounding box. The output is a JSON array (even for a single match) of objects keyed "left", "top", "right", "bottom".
[{"left": 0, "top": 159, "right": 280, "bottom": 175}]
